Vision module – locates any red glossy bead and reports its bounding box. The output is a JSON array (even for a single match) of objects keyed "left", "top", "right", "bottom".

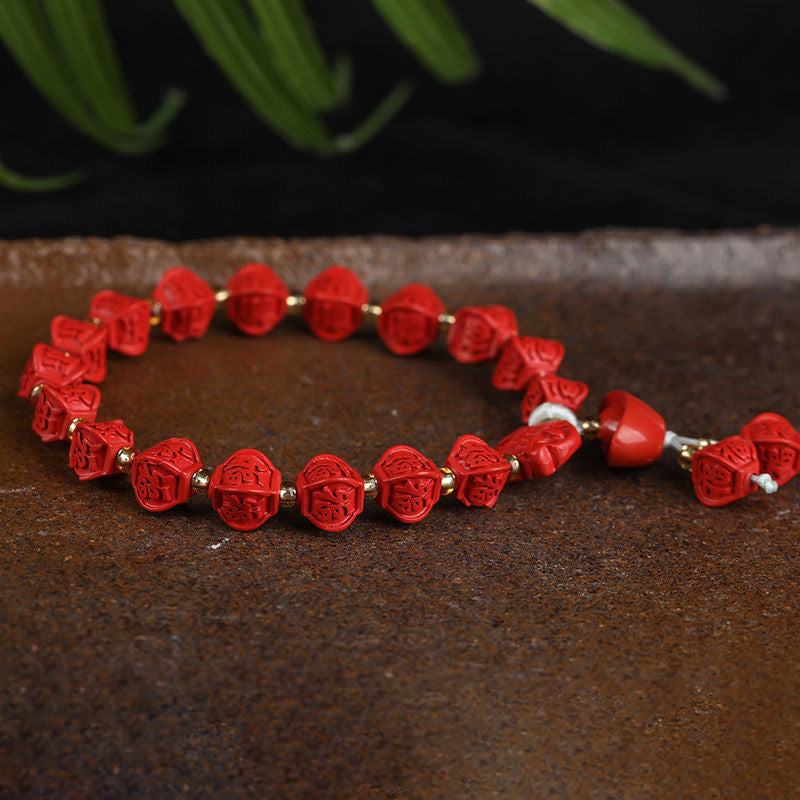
[
  {"left": 131, "top": 437, "right": 202, "bottom": 512},
  {"left": 90, "top": 290, "right": 151, "bottom": 356},
  {"left": 445, "top": 434, "right": 510, "bottom": 508},
  {"left": 447, "top": 305, "right": 518, "bottom": 363},
  {"left": 226, "top": 262, "right": 289, "bottom": 336},
  {"left": 69, "top": 420, "right": 134, "bottom": 480},
  {"left": 303, "top": 266, "right": 368, "bottom": 342},
  {"left": 377, "top": 283, "right": 444, "bottom": 355},
  {"left": 153, "top": 266, "right": 216, "bottom": 342},
  {"left": 692, "top": 436, "right": 760, "bottom": 507},
  {"left": 32, "top": 382, "right": 100, "bottom": 442},
  {"left": 598, "top": 390, "right": 666, "bottom": 468},
  {"left": 295, "top": 454, "right": 364, "bottom": 531},
  {"left": 497, "top": 420, "right": 582, "bottom": 480},
  {"left": 373, "top": 445, "right": 441, "bottom": 523},
  {"left": 208, "top": 448, "right": 282, "bottom": 531},
  {"left": 521, "top": 375, "right": 589, "bottom": 423},
  {"left": 740, "top": 412, "right": 800, "bottom": 487},
  {"left": 50, "top": 316, "right": 108, "bottom": 383},
  {"left": 18, "top": 343, "right": 88, "bottom": 401},
  {"left": 492, "top": 336, "right": 565, "bottom": 390}
]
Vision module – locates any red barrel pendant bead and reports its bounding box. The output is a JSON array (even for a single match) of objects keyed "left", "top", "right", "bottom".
[
  {"left": 69, "top": 420, "right": 134, "bottom": 480},
  {"left": 51, "top": 316, "right": 108, "bottom": 383},
  {"left": 303, "top": 266, "right": 368, "bottom": 342},
  {"left": 497, "top": 420, "right": 582, "bottom": 479},
  {"left": 740, "top": 412, "right": 800, "bottom": 486},
  {"left": 208, "top": 448, "right": 282, "bottom": 531},
  {"left": 90, "top": 290, "right": 152, "bottom": 356},
  {"left": 153, "top": 266, "right": 216, "bottom": 342},
  {"left": 447, "top": 305, "right": 518, "bottom": 363},
  {"left": 377, "top": 283, "right": 444, "bottom": 355},
  {"left": 226, "top": 262, "right": 289, "bottom": 336},
  {"left": 692, "top": 436, "right": 760, "bottom": 507},
  {"left": 492, "top": 336, "right": 565, "bottom": 390},
  {"left": 131, "top": 437, "right": 203, "bottom": 512},
  {"left": 18, "top": 343, "right": 88, "bottom": 401},
  {"left": 521, "top": 375, "right": 589, "bottom": 423},
  {"left": 445, "top": 434, "right": 510, "bottom": 508},
  {"left": 598, "top": 390, "right": 666, "bottom": 468},
  {"left": 373, "top": 445, "right": 441, "bottom": 523},
  {"left": 295, "top": 454, "right": 364, "bottom": 531},
  {"left": 32, "top": 382, "right": 100, "bottom": 442}
]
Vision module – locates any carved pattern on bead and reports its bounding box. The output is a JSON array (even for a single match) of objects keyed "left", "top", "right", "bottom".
[
  {"left": 377, "top": 284, "right": 444, "bottom": 355},
  {"left": 497, "top": 420, "right": 582, "bottom": 480},
  {"left": 69, "top": 420, "right": 134, "bottom": 480},
  {"left": 740, "top": 412, "right": 800, "bottom": 487},
  {"left": 209, "top": 448, "right": 282, "bottom": 531},
  {"left": 226, "top": 263, "right": 289, "bottom": 336},
  {"left": 521, "top": 375, "right": 589, "bottom": 422},
  {"left": 303, "top": 266, "right": 368, "bottom": 342},
  {"left": 18, "top": 343, "right": 88, "bottom": 401},
  {"left": 492, "top": 336, "right": 565, "bottom": 391},
  {"left": 295, "top": 454, "right": 364, "bottom": 531},
  {"left": 32, "top": 382, "right": 100, "bottom": 442},
  {"left": 373, "top": 445, "right": 441, "bottom": 523},
  {"left": 131, "top": 438, "right": 202, "bottom": 512},
  {"left": 90, "top": 290, "right": 152, "bottom": 356},
  {"left": 153, "top": 266, "right": 216, "bottom": 342},
  {"left": 51, "top": 316, "right": 108, "bottom": 383},
  {"left": 447, "top": 305, "right": 518, "bottom": 364},
  {"left": 445, "top": 434, "right": 510, "bottom": 508},
  {"left": 692, "top": 436, "right": 760, "bottom": 507}
]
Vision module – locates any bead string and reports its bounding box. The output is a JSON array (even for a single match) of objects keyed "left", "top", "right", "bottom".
[{"left": 19, "top": 263, "right": 800, "bottom": 532}]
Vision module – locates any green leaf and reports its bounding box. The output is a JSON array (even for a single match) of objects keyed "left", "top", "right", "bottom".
[
  {"left": 0, "top": 158, "right": 85, "bottom": 192},
  {"left": 526, "top": 0, "right": 726, "bottom": 99},
  {"left": 370, "top": 0, "right": 480, "bottom": 84},
  {"left": 334, "top": 80, "right": 413, "bottom": 153}
]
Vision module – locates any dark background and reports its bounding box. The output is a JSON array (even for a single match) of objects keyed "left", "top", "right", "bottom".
[{"left": 1, "top": 0, "right": 798, "bottom": 240}]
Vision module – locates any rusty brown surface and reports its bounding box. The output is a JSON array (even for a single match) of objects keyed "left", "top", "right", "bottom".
[{"left": 1, "top": 231, "right": 799, "bottom": 799}]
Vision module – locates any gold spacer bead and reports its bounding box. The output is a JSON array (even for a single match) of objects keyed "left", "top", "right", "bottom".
[
  {"left": 214, "top": 288, "right": 231, "bottom": 305},
  {"left": 115, "top": 446, "right": 136, "bottom": 474},
  {"left": 67, "top": 418, "right": 87, "bottom": 440},
  {"left": 363, "top": 473, "right": 378, "bottom": 498},
  {"left": 286, "top": 294, "right": 306, "bottom": 315},
  {"left": 89, "top": 317, "right": 101, "bottom": 326},
  {"left": 191, "top": 468, "right": 212, "bottom": 495},
  {"left": 438, "top": 312, "right": 456, "bottom": 332},
  {"left": 440, "top": 467, "right": 456, "bottom": 495},
  {"left": 148, "top": 299, "right": 162, "bottom": 327},
  {"left": 279, "top": 482, "right": 297, "bottom": 507},
  {"left": 29, "top": 383, "right": 44, "bottom": 401},
  {"left": 361, "top": 303, "right": 382, "bottom": 323},
  {"left": 678, "top": 438, "right": 718, "bottom": 472},
  {"left": 581, "top": 417, "right": 601, "bottom": 439},
  {"left": 502, "top": 453, "right": 521, "bottom": 477}
]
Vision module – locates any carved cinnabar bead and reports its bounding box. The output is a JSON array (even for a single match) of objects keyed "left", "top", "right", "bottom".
[
  {"left": 131, "top": 437, "right": 202, "bottom": 512},
  {"left": 32, "top": 382, "right": 100, "bottom": 442},
  {"left": 208, "top": 448, "right": 282, "bottom": 531},
  {"left": 373, "top": 445, "right": 441, "bottom": 523},
  {"left": 521, "top": 375, "right": 589, "bottom": 423},
  {"left": 90, "top": 290, "right": 151, "bottom": 356},
  {"left": 153, "top": 266, "right": 216, "bottom": 342},
  {"left": 740, "top": 412, "right": 800, "bottom": 486},
  {"left": 295, "top": 454, "right": 364, "bottom": 531},
  {"left": 50, "top": 316, "right": 108, "bottom": 383},
  {"left": 445, "top": 435, "right": 510, "bottom": 508},
  {"left": 692, "top": 436, "right": 760, "bottom": 507},
  {"left": 492, "top": 336, "right": 565, "bottom": 390},
  {"left": 377, "top": 283, "right": 444, "bottom": 355},
  {"left": 69, "top": 420, "right": 134, "bottom": 480},
  {"left": 18, "top": 343, "right": 88, "bottom": 401},
  {"left": 447, "top": 305, "right": 518, "bottom": 364},
  {"left": 303, "top": 266, "right": 368, "bottom": 342},
  {"left": 497, "top": 420, "right": 582, "bottom": 480},
  {"left": 226, "top": 262, "right": 289, "bottom": 336},
  {"left": 598, "top": 390, "right": 666, "bottom": 468}
]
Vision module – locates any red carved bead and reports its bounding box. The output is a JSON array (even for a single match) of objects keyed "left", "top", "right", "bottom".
[
  {"left": 447, "top": 305, "right": 518, "bottom": 363},
  {"left": 521, "top": 375, "right": 589, "bottom": 422},
  {"left": 226, "top": 262, "right": 289, "bottom": 336},
  {"left": 131, "top": 437, "right": 203, "bottom": 512},
  {"left": 303, "top": 266, "right": 368, "bottom": 342},
  {"left": 497, "top": 420, "right": 582, "bottom": 480},
  {"left": 32, "top": 382, "right": 100, "bottom": 442},
  {"left": 492, "top": 336, "right": 565, "bottom": 390},
  {"left": 50, "top": 315, "right": 108, "bottom": 383},
  {"left": 373, "top": 445, "right": 441, "bottom": 523},
  {"left": 153, "top": 266, "right": 216, "bottom": 342},
  {"left": 90, "top": 290, "right": 151, "bottom": 356},
  {"left": 377, "top": 283, "right": 444, "bottom": 355},
  {"left": 598, "top": 390, "right": 666, "bottom": 468},
  {"left": 692, "top": 436, "right": 760, "bottom": 507},
  {"left": 69, "top": 420, "right": 134, "bottom": 480},
  {"left": 740, "top": 412, "right": 800, "bottom": 487},
  {"left": 18, "top": 343, "right": 88, "bottom": 401},
  {"left": 208, "top": 448, "right": 282, "bottom": 531},
  {"left": 445, "top": 434, "right": 510, "bottom": 508},
  {"left": 295, "top": 454, "right": 364, "bottom": 531}
]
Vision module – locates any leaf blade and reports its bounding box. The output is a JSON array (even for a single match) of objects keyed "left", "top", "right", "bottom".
[{"left": 0, "top": 158, "right": 85, "bottom": 192}]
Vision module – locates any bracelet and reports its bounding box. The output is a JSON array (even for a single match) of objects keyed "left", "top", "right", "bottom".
[{"left": 18, "top": 264, "right": 800, "bottom": 532}]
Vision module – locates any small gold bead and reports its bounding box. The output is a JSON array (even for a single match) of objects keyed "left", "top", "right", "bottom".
[
  {"left": 191, "top": 468, "right": 212, "bottom": 495},
  {"left": 438, "top": 312, "right": 456, "bottom": 332},
  {"left": 214, "top": 288, "right": 232, "bottom": 305},
  {"left": 29, "top": 383, "right": 44, "bottom": 401},
  {"left": 361, "top": 303, "right": 382, "bottom": 323},
  {"left": 67, "top": 418, "right": 87, "bottom": 440},
  {"left": 286, "top": 295, "right": 306, "bottom": 315},
  {"left": 502, "top": 453, "right": 521, "bottom": 477},
  {"left": 363, "top": 473, "right": 378, "bottom": 498},
  {"left": 115, "top": 446, "right": 136, "bottom": 474},
  {"left": 440, "top": 467, "right": 456, "bottom": 495},
  {"left": 148, "top": 299, "right": 162, "bottom": 327},
  {"left": 279, "top": 482, "right": 297, "bottom": 506},
  {"left": 89, "top": 317, "right": 101, "bottom": 326},
  {"left": 580, "top": 417, "right": 601, "bottom": 439}
]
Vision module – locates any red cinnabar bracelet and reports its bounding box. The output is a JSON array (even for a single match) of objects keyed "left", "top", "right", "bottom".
[{"left": 19, "top": 264, "right": 800, "bottom": 532}]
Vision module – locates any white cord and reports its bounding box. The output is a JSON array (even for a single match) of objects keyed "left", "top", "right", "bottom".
[
  {"left": 527, "top": 402, "right": 581, "bottom": 434},
  {"left": 663, "top": 430, "right": 703, "bottom": 451},
  {"left": 751, "top": 473, "right": 779, "bottom": 494}
]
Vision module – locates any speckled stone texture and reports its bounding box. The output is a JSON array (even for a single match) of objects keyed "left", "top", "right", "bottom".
[{"left": 1, "top": 231, "right": 799, "bottom": 799}]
